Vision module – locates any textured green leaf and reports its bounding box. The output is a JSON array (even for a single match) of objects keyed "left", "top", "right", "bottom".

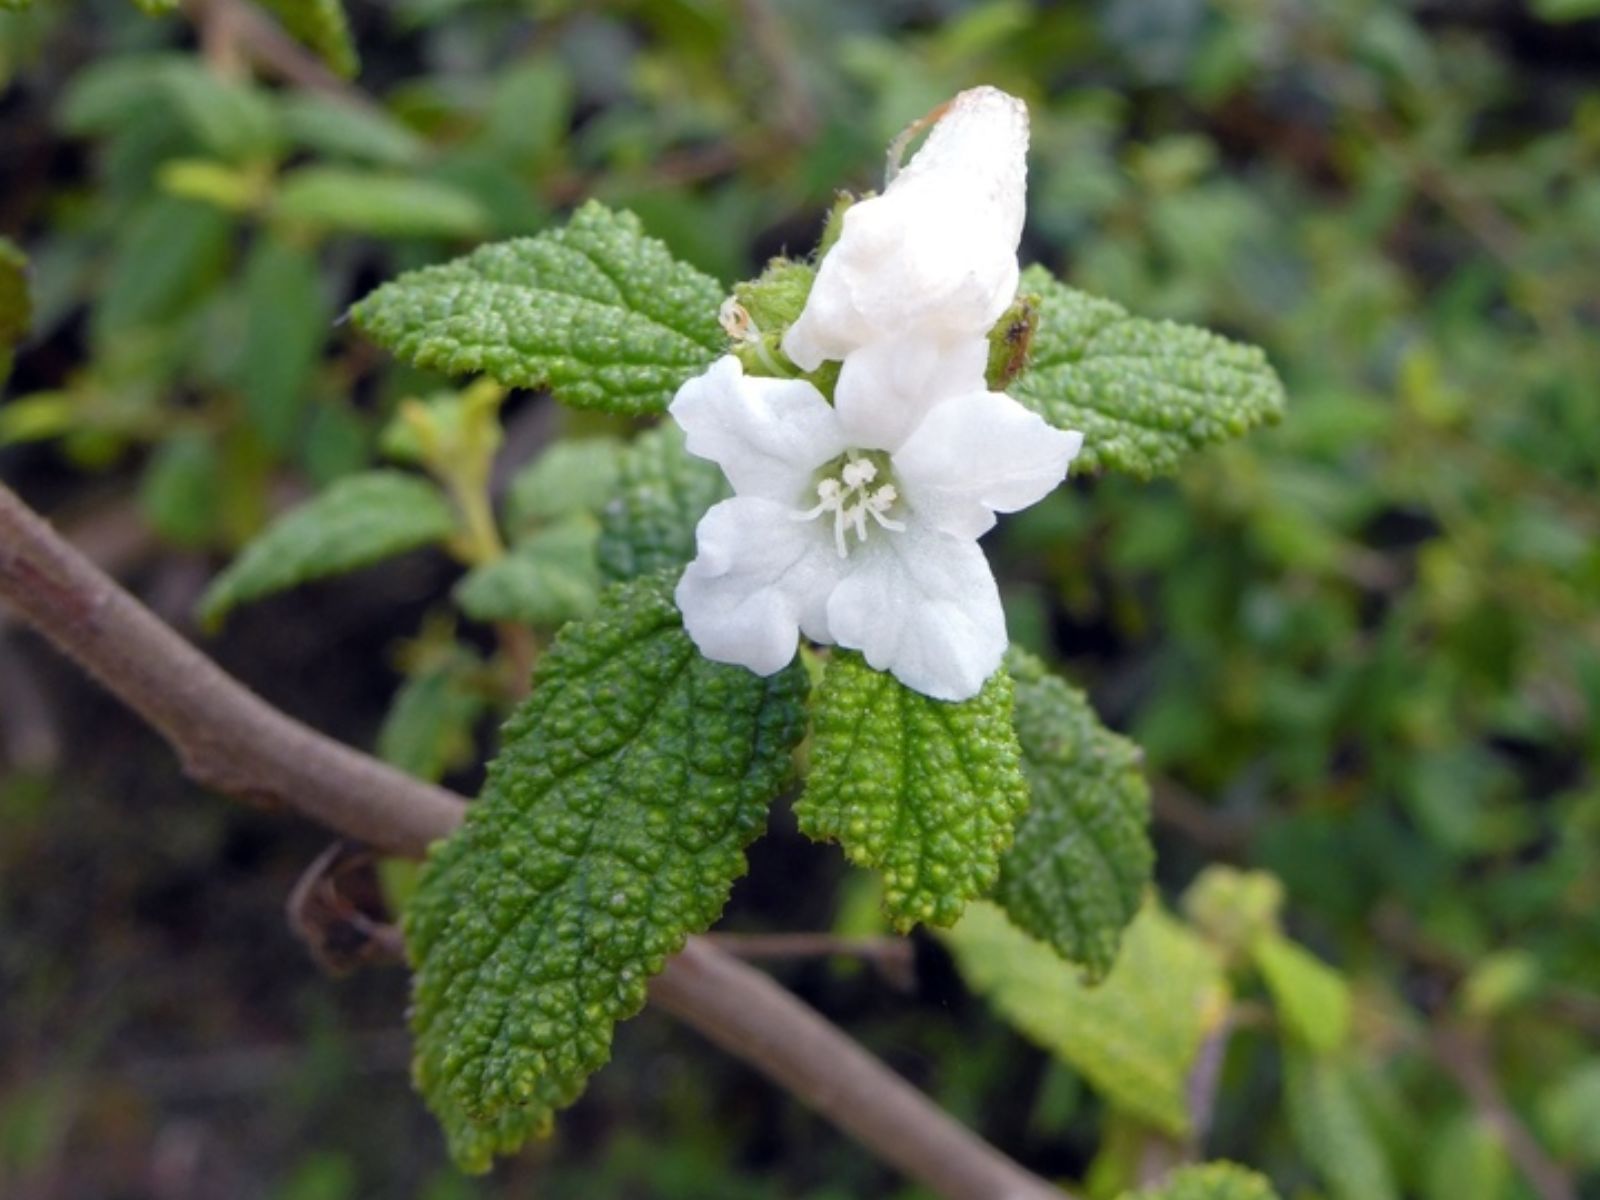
[
  {"left": 453, "top": 513, "right": 601, "bottom": 627},
  {"left": 995, "top": 649, "right": 1151, "bottom": 981},
  {"left": 257, "top": 0, "right": 358, "bottom": 77},
  {"left": 1011, "top": 264, "right": 1286, "bottom": 478},
  {"left": 404, "top": 571, "right": 809, "bottom": 1170},
  {"left": 943, "top": 901, "right": 1228, "bottom": 1135},
  {"left": 797, "top": 654, "right": 1029, "bottom": 931},
  {"left": 273, "top": 167, "right": 490, "bottom": 240},
  {"left": 377, "top": 647, "right": 488, "bottom": 784},
  {"left": 198, "top": 471, "right": 456, "bottom": 626},
  {"left": 238, "top": 234, "right": 329, "bottom": 449},
  {"left": 1121, "top": 1162, "right": 1282, "bottom": 1200},
  {"left": 596, "top": 422, "right": 728, "bottom": 583},
  {"left": 1283, "top": 1049, "right": 1400, "bottom": 1200},
  {"left": 0, "top": 238, "right": 28, "bottom": 385},
  {"left": 1252, "top": 932, "right": 1352, "bottom": 1054},
  {"left": 351, "top": 202, "right": 726, "bottom": 415},
  {"left": 505, "top": 438, "right": 624, "bottom": 536}
]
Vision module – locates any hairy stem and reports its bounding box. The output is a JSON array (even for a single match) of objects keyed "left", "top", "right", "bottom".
[{"left": 0, "top": 480, "right": 1065, "bottom": 1200}]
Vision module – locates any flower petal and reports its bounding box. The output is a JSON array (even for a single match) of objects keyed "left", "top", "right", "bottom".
[
  {"left": 825, "top": 524, "right": 1007, "bottom": 702},
  {"left": 894, "top": 391, "right": 1084, "bottom": 539},
  {"left": 833, "top": 334, "right": 990, "bottom": 453},
  {"left": 669, "top": 356, "right": 847, "bottom": 502},
  {"left": 676, "top": 497, "right": 842, "bottom": 675},
  {"left": 781, "top": 87, "right": 1028, "bottom": 371}
]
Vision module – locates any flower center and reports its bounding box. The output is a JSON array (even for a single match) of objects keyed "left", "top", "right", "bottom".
[{"left": 793, "top": 450, "right": 907, "bottom": 558}]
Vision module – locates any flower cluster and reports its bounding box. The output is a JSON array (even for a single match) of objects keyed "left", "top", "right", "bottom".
[{"left": 670, "top": 87, "right": 1083, "bottom": 702}]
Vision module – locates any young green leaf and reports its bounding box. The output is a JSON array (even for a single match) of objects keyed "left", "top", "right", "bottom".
[
  {"left": 377, "top": 646, "right": 488, "bottom": 784},
  {"left": 943, "top": 901, "right": 1228, "bottom": 1135},
  {"left": 1120, "top": 1162, "right": 1282, "bottom": 1200},
  {"left": 505, "top": 438, "right": 625, "bottom": 536},
  {"left": 256, "top": 0, "right": 358, "bottom": 78},
  {"left": 273, "top": 167, "right": 490, "bottom": 240},
  {"left": 404, "top": 571, "right": 809, "bottom": 1170},
  {"left": 198, "top": 471, "right": 457, "bottom": 626},
  {"left": 994, "top": 649, "right": 1152, "bottom": 981},
  {"left": 596, "top": 422, "right": 729, "bottom": 583},
  {"left": 1010, "top": 264, "right": 1286, "bottom": 478},
  {"left": 1252, "top": 932, "right": 1352, "bottom": 1054},
  {"left": 351, "top": 202, "right": 726, "bottom": 416},
  {"left": 796, "top": 653, "right": 1029, "bottom": 931},
  {"left": 1283, "top": 1049, "right": 1400, "bottom": 1200},
  {"left": 452, "top": 513, "right": 601, "bottom": 627}
]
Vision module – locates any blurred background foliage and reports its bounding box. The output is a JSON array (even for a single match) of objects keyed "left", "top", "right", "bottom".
[{"left": 1, "top": 0, "right": 1597, "bottom": 1196}]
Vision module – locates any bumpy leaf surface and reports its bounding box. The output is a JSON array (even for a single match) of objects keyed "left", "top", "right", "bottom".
[
  {"left": 453, "top": 513, "right": 601, "bottom": 627},
  {"left": 405, "top": 572, "right": 809, "bottom": 1170},
  {"left": 1121, "top": 1163, "right": 1282, "bottom": 1200},
  {"left": 596, "top": 422, "right": 728, "bottom": 583},
  {"left": 996, "top": 649, "right": 1152, "bottom": 980},
  {"left": 352, "top": 202, "right": 726, "bottom": 416},
  {"left": 198, "top": 471, "right": 456, "bottom": 625},
  {"left": 257, "top": 0, "right": 358, "bottom": 77},
  {"left": 1011, "top": 264, "right": 1287, "bottom": 478},
  {"left": 797, "top": 654, "right": 1029, "bottom": 930},
  {"left": 943, "top": 901, "right": 1228, "bottom": 1134}
]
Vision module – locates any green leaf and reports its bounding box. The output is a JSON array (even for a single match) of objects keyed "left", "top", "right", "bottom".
[
  {"left": 1533, "top": 0, "right": 1600, "bottom": 20},
  {"left": 1252, "top": 932, "right": 1352, "bottom": 1054},
  {"left": 994, "top": 648, "right": 1151, "bottom": 981},
  {"left": 943, "top": 901, "right": 1228, "bottom": 1135},
  {"left": 1010, "top": 264, "right": 1287, "bottom": 478},
  {"left": 351, "top": 201, "right": 726, "bottom": 416},
  {"left": 94, "top": 197, "right": 232, "bottom": 341},
  {"left": 505, "top": 438, "right": 624, "bottom": 536},
  {"left": 139, "top": 431, "right": 221, "bottom": 548},
  {"left": 0, "top": 238, "right": 28, "bottom": 385},
  {"left": 596, "top": 422, "right": 728, "bottom": 583},
  {"left": 198, "top": 471, "right": 457, "bottom": 626},
  {"left": 453, "top": 513, "right": 601, "bottom": 627},
  {"left": 238, "top": 234, "right": 329, "bottom": 450},
  {"left": 1120, "top": 1162, "right": 1282, "bottom": 1200},
  {"left": 796, "top": 653, "right": 1029, "bottom": 931},
  {"left": 1423, "top": 1112, "right": 1511, "bottom": 1200},
  {"left": 273, "top": 167, "right": 491, "bottom": 240},
  {"left": 279, "top": 93, "right": 426, "bottom": 167},
  {"left": 256, "top": 0, "right": 358, "bottom": 77},
  {"left": 404, "top": 571, "right": 809, "bottom": 1170},
  {"left": 155, "top": 62, "right": 281, "bottom": 162},
  {"left": 377, "top": 647, "right": 488, "bottom": 784},
  {"left": 1283, "top": 1049, "right": 1400, "bottom": 1200}
]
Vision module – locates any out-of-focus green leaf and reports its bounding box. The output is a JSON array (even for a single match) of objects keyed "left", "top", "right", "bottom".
[
  {"left": 198, "top": 471, "right": 457, "bottom": 626},
  {"left": 943, "top": 901, "right": 1228, "bottom": 1135},
  {"left": 94, "top": 197, "right": 232, "bottom": 341},
  {"left": 351, "top": 202, "right": 726, "bottom": 415},
  {"left": 156, "top": 62, "right": 281, "bottom": 162},
  {"left": 404, "top": 571, "right": 809, "bottom": 1170},
  {"left": 1011, "top": 264, "right": 1287, "bottom": 478},
  {"left": 1423, "top": 1112, "right": 1511, "bottom": 1200},
  {"left": 1283, "top": 1049, "right": 1400, "bottom": 1200},
  {"left": 1120, "top": 1162, "right": 1282, "bottom": 1200},
  {"left": 272, "top": 167, "right": 490, "bottom": 240},
  {"left": 238, "top": 234, "right": 329, "bottom": 450},
  {"left": 1252, "top": 932, "right": 1352, "bottom": 1054},
  {"left": 995, "top": 648, "right": 1152, "bottom": 981},
  {"left": 279, "top": 93, "right": 426, "bottom": 167},
  {"left": 139, "top": 431, "right": 221, "bottom": 547},
  {"left": 0, "top": 237, "right": 28, "bottom": 384},
  {"left": 257, "top": 0, "right": 358, "bottom": 77},
  {"left": 798, "top": 653, "right": 1029, "bottom": 930},
  {"left": 1538, "top": 1061, "right": 1600, "bottom": 1166},
  {"left": 453, "top": 513, "right": 601, "bottom": 627},
  {"left": 505, "top": 438, "right": 625, "bottom": 536},
  {"left": 1532, "top": 0, "right": 1600, "bottom": 20},
  {"left": 596, "top": 422, "right": 728, "bottom": 583},
  {"left": 377, "top": 646, "right": 488, "bottom": 784}
]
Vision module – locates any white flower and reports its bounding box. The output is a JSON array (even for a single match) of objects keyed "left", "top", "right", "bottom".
[
  {"left": 781, "top": 86, "right": 1029, "bottom": 373},
  {"left": 671, "top": 342, "right": 1082, "bottom": 701}
]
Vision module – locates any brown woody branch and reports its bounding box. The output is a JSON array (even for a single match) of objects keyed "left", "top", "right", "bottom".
[{"left": 0, "top": 480, "right": 1063, "bottom": 1200}]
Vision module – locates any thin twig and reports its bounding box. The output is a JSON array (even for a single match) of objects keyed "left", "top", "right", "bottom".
[
  {"left": 0, "top": 479, "right": 1065, "bottom": 1200},
  {"left": 1430, "top": 1026, "right": 1575, "bottom": 1200}
]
